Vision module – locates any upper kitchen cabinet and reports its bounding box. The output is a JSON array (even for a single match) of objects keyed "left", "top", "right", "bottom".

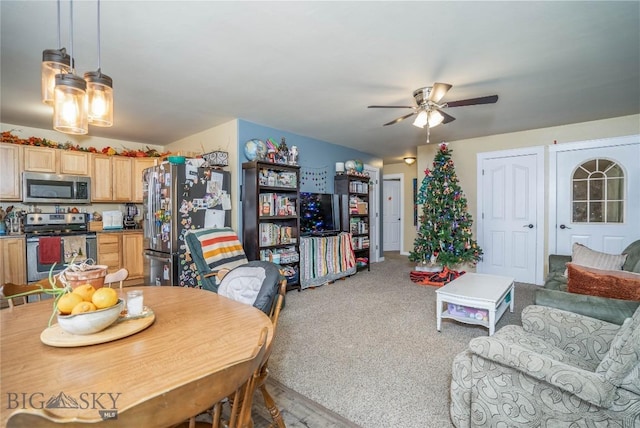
[
  {"left": 132, "top": 158, "right": 156, "bottom": 202},
  {"left": 92, "top": 155, "right": 157, "bottom": 203},
  {"left": 23, "top": 146, "right": 90, "bottom": 175},
  {"left": 0, "top": 143, "right": 23, "bottom": 201}
]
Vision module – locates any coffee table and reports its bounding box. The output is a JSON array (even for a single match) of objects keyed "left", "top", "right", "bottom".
[{"left": 436, "top": 272, "right": 515, "bottom": 335}]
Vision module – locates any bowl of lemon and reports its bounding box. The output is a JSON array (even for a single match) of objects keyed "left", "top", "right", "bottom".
[{"left": 56, "top": 286, "right": 123, "bottom": 335}]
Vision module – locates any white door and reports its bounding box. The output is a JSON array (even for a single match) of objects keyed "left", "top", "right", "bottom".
[
  {"left": 383, "top": 178, "right": 401, "bottom": 251},
  {"left": 550, "top": 137, "right": 640, "bottom": 255},
  {"left": 477, "top": 147, "right": 544, "bottom": 284}
]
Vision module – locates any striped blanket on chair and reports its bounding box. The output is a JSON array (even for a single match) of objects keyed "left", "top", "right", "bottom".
[{"left": 189, "top": 227, "right": 248, "bottom": 272}]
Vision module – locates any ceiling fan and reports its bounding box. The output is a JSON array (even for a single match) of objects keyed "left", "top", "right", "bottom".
[{"left": 368, "top": 83, "right": 498, "bottom": 142}]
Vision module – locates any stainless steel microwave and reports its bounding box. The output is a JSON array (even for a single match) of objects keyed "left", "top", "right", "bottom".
[{"left": 22, "top": 172, "right": 91, "bottom": 204}]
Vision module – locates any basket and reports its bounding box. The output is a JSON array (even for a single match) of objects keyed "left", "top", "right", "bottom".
[{"left": 61, "top": 265, "right": 109, "bottom": 290}]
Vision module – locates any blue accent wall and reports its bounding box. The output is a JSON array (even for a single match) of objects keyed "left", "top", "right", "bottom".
[{"left": 238, "top": 119, "right": 379, "bottom": 193}]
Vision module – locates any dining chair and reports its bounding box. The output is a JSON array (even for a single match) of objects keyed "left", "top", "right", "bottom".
[
  {"left": 184, "top": 227, "right": 287, "bottom": 428},
  {"left": 6, "top": 328, "right": 270, "bottom": 428},
  {"left": 1, "top": 278, "right": 55, "bottom": 308}
]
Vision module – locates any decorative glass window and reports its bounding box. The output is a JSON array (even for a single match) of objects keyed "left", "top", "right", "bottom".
[{"left": 572, "top": 159, "right": 624, "bottom": 223}]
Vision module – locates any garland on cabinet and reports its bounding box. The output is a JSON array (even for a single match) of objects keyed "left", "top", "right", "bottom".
[{"left": 1, "top": 130, "right": 170, "bottom": 158}]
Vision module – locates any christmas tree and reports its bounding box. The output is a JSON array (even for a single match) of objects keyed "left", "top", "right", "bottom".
[{"left": 409, "top": 143, "right": 482, "bottom": 268}]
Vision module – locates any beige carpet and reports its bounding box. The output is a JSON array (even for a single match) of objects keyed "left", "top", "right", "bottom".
[{"left": 268, "top": 253, "right": 538, "bottom": 428}]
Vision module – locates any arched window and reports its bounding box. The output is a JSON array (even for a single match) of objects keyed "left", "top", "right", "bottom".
[{"left": 572, "top": 158, "right": 624, "bottom": 223}]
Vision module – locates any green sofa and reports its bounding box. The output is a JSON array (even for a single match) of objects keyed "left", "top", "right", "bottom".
[{"left": 534, "top": 240, "right": 640, "bottom": 325}]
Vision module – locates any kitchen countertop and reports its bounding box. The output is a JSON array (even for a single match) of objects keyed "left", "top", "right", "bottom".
[{"left": 0, "top": 234, "right": 24, "bottom": 239}]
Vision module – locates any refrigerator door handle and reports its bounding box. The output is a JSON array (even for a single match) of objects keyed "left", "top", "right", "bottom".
[{"left": 144, "top": 250, "right": 171, "bottom": 263}]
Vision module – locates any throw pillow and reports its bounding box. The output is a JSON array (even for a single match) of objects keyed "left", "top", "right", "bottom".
[
  {"left": 564, "top": 243, "right": 628, "bottom": 276},
  {"left": 566, "top": 263, "right": 640, "bottom": 301},
  {"left": 572, "top": 242, "right": 628, "bottom": 270}
]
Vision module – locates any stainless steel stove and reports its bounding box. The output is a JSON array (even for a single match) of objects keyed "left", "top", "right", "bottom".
[{"left": 25, "top": 213, "right": 98, "bottom": 282}]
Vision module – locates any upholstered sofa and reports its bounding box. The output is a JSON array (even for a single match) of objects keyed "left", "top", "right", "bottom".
[
  {"left": 534, "top": 240, "right": 640, "bottom": 325},
  {"left": 450, "top": 305, "right": 640, "bottom": 427}
]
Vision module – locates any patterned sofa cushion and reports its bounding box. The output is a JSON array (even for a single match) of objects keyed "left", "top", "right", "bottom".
[{"left": 596, "top": 307, "right": 640, "bottom": 393}]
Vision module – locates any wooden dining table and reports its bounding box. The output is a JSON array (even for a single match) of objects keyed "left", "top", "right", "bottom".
[{"left": 0, "top": 286, "right": 273, "bottom": 427}]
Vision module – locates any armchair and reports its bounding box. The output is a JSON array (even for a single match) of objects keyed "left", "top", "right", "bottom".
[{"left": 450, "top": 305, "right": 640, "bottom": 427}]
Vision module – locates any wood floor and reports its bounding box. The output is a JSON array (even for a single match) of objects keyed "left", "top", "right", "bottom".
[{"left": 194, "top": 377, "right": 361, "bottom": 428}]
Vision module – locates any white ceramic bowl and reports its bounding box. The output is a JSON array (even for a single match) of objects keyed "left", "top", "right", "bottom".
[{"left": 57, "top": 300, "right": 124, "bottom": 335}]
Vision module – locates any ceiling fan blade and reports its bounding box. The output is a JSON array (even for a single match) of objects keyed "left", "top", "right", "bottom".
[
  {"left": 446, "top": 95, "right": 498, "bottom": 108},
  {"left": 368, "top": 105, "right": 415, "bottom": 109},
  {"left": 383, "top": 112, "right": 417, "bottom": 126},
  {"left": 439, "top": 110, "right": 456, "bottom": 124},
  {"left": 429, "top": 83, "right": 452, "bottom": 103}
]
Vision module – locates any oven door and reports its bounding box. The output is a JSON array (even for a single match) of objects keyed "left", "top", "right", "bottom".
[{"left": 26, "top": 233, "right": 98, "bottom": 282}]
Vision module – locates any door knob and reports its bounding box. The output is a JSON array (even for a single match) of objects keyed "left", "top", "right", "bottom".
[
  {"left": 523, "top": 224, "right": 534, "bottom": 229},
  {"left": 559, "top": 224, "right": 571, "bottom": 229}
]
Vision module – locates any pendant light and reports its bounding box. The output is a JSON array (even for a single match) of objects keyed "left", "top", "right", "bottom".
[
  {"left": 84, "top": 0, "right": 113, "bottom": 127},
  {"left": 53, "top": 0, "right": 88, "bottom": 135},
  {"left": 41, "top": 0, "right": 71, "bottom": 105}
]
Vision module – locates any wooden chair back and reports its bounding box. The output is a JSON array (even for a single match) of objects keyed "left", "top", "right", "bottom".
[
  {"left": 104, "top": 268, "right": 129, "bottom": 293},
  {"left": 1, "top": 278, "right": 55, "bottom": 308}
]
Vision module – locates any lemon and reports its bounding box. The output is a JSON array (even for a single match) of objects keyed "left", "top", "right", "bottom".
[
  {"left": 92, "top": 287, "right": 118, "bottom": 309},
  {"left": 72, "top": 284, "right": 96, "bottom": 302},
  {"left": 71, "top": 301, "right": 97, "bottom": 314},
  {"left": 57, "top": 293, "right": 83, "bottom": 315}
]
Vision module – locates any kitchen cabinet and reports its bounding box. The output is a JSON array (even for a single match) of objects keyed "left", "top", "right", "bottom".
[
  {"left": 242, "top": 161, "right": 301, "bottom": 291},
  {"left": 23, "top": 146, "right": 90, "bottom": 175},
  {"left": 335, "top": 174, "right": 371, "bottom": 271},
  {"left": 0, "top": 237, "right": 26, "bottom": 286},
  {"left": 97, "top": 231, "right": 144, "bottom": 286},
  {"left": 122, "top": 232, "right": 144, "bottom": 279},
  {"left": 132, "top": 158, "right": 156, "bottom": 202},
  {"left": 0, "top": 143, "right": 22, "bottom": 201},
  {"left": 97, "top": 233, "right": 121, "bottom": 273},
  {"left": 92, "top": 155, "right": 155, "bottom": 203}
]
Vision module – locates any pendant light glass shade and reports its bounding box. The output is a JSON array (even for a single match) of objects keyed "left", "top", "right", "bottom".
[
  {"left": 53, "top": 73, "right": 88, "bottom": 135},
  {"left": 84, "top": 70, "right": 113, "bottom": 127},
  {"left": 41, "top": 48, "right": 71, "bottom": 105}
]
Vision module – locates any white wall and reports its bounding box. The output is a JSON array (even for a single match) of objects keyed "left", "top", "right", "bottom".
[
  {"left": 165, "top": 119, "right": 239, "bottom": 230},
  {"left": 416, "top": 113, "right": 640, "bottom": 260}
]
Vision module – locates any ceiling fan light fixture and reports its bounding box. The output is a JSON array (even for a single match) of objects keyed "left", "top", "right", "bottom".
[
  {"left": 404, "top": 157, "right": 416, "bottom": 165},
  {"left": 84, "top": 70, "right": 113, "bottom": 127},
  {"left": 428, "top": 110, "right": 444, "bottom": 128},
  {"left": 53, "top": 73, "right": 88, "bottom": 135},
  {"left": 412, "top": 110, "right": 428, "bottom": 128}
]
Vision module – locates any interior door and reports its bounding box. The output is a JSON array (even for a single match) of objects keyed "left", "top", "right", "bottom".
[
  {"left": 551, "top": 138, "right": 640, "bottom": 255},
  {"left": 478, "top": 151, "right": 541, "bottom": 284},
  {"left": 383, "top": 179, "right": 401, "bottom": 251}
]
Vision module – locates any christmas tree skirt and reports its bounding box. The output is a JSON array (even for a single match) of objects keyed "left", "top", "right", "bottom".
[{"left": 409, "top": 268, "right": 464, "bottom": 287}]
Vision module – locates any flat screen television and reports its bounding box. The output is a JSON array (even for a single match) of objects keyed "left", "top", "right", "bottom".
[{"left": 300, "top": 192, "right": 340, "bottom": 236}]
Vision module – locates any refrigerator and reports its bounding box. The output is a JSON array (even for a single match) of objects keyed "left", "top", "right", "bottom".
[{"left": 143, "top": 161, "right": 231, "bottom": 286}]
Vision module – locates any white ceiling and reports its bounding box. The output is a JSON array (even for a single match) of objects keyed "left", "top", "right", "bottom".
[{"left": 1, "top": 1, "right": 639, "bottom": 164}]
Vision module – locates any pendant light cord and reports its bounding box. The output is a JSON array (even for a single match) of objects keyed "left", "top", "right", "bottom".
[
  {"left": 56, "top": 0, "right": 61, "bottom": 48},
  {"left": 97, "top": 0, "right": 101, "bottom": 71},
  {"left": 69, "top": 0, "right": 74, "bottom": 73}
]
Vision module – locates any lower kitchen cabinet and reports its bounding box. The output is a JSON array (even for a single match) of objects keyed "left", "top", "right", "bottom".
[
  {"left": 0, "top": 236, "right": 26, "bottom": 285},
  {"left": 97, "top": 231, "right": 144, "bottom": 286}
]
